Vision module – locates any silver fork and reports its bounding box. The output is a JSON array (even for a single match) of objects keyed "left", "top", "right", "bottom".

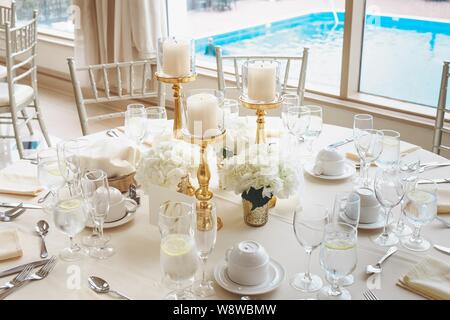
[
  {"left": 0, "top": 256, "right": 57, "bottom": 300},
  {"left": 363, "top": 290, "right": 379, "bottom": 300},
  {"left": 0, "top": 264, "right": 34, "bottom": 290}
]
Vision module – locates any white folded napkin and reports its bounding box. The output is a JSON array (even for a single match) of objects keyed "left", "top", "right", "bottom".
[
  {"left": 397, "top": 256, "right": 450, "bottom": 300},
  {"left": 0, "top": 161, "right": 43, "bottom": 196},
  {"left": 0, "top": 229, "right": 23, "bottom": 261},
  {"left": 79, "top": 138, "right": 141, "bottom": 178},
  {"left": 346, "top": 141, "right": 422, "bottom": 163}
]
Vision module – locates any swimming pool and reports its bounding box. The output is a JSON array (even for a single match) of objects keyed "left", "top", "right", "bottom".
[{"left": 196, "top": 12, "right": 450, "bottom": 107}]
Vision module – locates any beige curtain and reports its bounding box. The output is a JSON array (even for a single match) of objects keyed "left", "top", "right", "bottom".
[{"left": 74, "top": 0, "right": 167, "bottom": 66}]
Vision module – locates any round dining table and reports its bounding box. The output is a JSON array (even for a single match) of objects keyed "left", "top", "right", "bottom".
[{"left": 0, "top": 118, "right": 449, "bottom": 300}]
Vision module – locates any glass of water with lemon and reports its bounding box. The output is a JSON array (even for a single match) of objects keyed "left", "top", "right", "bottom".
[{"left": 159, "top": 201, "right": 199, "bottom": 300}]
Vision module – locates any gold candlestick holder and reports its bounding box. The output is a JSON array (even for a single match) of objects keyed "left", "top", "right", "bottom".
[
  {"left": 156, "top": 73, "right": 197, "bottom": 139},
  {"left": 184, "top": 130, "right": 226, "bottom": 231},
  {"left": 239, "top": 97, "right": 282, "bottom": 144}
]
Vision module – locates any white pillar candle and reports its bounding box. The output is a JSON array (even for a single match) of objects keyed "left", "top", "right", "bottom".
[
  {"left": 187, "top": 93, "right": 219, "bottom": 136},
  {"left": 248, "top": 61, "right": 277, "bottom": 102},
  {"left": 162, "top": 39, "right": 191, "bottom": 77}
]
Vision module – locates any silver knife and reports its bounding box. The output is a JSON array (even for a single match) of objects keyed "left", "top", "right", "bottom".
[
  {"left": 0, "top": 259, "right": 50, "bottom": 278},
  {"left": 328, "top": 137, "right": 354, "bottom": 149},
  {"left": 418, "top": 179, "right": 450, "bottom": 185},
  {"left": 434, "top": 245, "right": 450, "bottom": 255},
  {"left": 0, "top": 202, "right": 42, "bottom": 210}
]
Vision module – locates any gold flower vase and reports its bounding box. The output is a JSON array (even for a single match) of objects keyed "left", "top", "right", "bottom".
[{"left": 241, "top": 187, "right": 272, "bottom": 227}]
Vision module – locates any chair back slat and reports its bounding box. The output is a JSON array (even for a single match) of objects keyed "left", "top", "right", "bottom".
[
  {"left": 67, "top": 58, "right": 163, "bottom": 135},
  {"left": 433, "top": 61, "right": 450, "bottom": 155},
  {"left": 215, "top": 47, "right": 310, "bottom": 102},
  {"left": 0, "top": 1, "right": 16, "bottom": 27}
]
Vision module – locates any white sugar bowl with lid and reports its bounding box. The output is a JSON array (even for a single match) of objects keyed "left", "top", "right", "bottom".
[
  {"left": 313, "top": 148, "right": 346, "bottom": 176},
  {"left": 226, "top": 241, "right": 270, "bottom": 286}
]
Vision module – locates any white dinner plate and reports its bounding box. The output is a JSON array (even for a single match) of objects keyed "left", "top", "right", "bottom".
[
  {"left": 86, "top": 210, "right": 137, "bottom": 229},
  {"left": 214, "top": 258, "right": 285, "bottom": 296},
  {"left": 340, "top": 210, "right": 393, "bottom": 230},
  {"left": 304, "top": 161, "right": 356, "bottom": 181}
]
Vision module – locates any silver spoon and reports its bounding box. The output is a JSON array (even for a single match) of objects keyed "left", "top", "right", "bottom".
[
  {"left": 36, "top": 220, "right": 49, "bottom": 258},
  {"left": 38, "top": 191, "right": 52, "bottom": 204},
  {"left": 366, "top": 246, "right": 398, "bottom": 275},
  {"left": 88, "top": 276, "right": 131, "bottom": 300}
]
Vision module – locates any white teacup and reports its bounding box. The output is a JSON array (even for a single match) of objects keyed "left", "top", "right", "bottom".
[
  {"left": 356, "top": 188, "right": 381, "bottom": 224},
  {"left": 314, "top": 148, "right": 346, "bottom": 176},
  {"left": 106, "top": 187, "right": 138, "bottom": 223},
  {"left": 226, "top": 241, "right": 270, "bottom": 286}
]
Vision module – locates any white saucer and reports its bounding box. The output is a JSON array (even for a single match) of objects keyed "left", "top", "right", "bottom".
[
  {"left": 214, "top": 258, "right": 285, "bottom": 296},
  {"left": 86, "top": 210, "right": 137, "bottom": 229},
  {"left": 340, "top": 210, "right": 393, "bottom": 230},
  {"left": 304, "top": 161, "right": 356, "bottom": 181}
]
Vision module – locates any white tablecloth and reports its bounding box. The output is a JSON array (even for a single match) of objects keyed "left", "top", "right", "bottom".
[{"left": 1, "top": 120, "right": 449, "bottom": 300}]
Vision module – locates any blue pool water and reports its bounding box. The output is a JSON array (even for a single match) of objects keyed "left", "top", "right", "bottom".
[{"left": 196, "top": 12, "right": 450, "bottom": 107}]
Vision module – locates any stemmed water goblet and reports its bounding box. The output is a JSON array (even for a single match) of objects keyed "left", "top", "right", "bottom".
[
  {"left": 372, "top": 168, "right": 406, "bottom": 247},
  {"left": 281, "top": 94, "right": 300, "bottom": 132},
  {"left": 291, "top": 204, "right": 328, "bottom": 293},
  {"left": 146, "top": 106, "right": 168, "bottom": 142},
  {"left": 57, "top": 139, "right": 90, "bottom": 191},
  {"left": 286, "top": 106, "right": 311, "bottom": 147},
  {"left": 331, "top": 192, "right": 360, "bottom": 287},
  {"left": 125, "top": 104, "right": 147, "bottom": 165},
  {"left": 52, "top": 185, "right": 88, "bottom": 262},
  {"left": 192, "top": 202, "right": 217, "bottom": 297},
  {"left": 354, "top": 129, "right": 384, "bottom": 188},
  {"left": 303, "top": 105, "right": 323, "bottom": 155},
  {"left": 159, "top": 201, "right": 198, "bottom": 300},
  {"left": 375, "top": 130, "right": 400, "bottom": 169},
  {"left": 81, "top": 169, "right": 114, "bottom": 259},
  {"left": 37, "top": 148, "right": 65, "bottom": 207},
  {"left": 353, "top": 114, "right": 373, "bottom": 136},
  {"left": 402, "top": 180, "right": 437, "bottom": 252},
  {"left": 318, "top": 223, "right": 358, "bottom": 300}
]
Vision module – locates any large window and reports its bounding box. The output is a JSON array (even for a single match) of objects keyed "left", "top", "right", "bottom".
[
  {"left": 16, "top": 0, "right": 74, "bottom": 37},
  {"left": 168, "top": 0, "right": 346, "bottom": 94},
  {"left": 360, "top": 0, "right": 450, "bottom": 107}
]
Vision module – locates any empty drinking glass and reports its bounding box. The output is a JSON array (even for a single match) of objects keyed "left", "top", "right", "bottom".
[
  {"left": 331, "top": 192, "right": 360, "bottom": 287},
  {"left": 222, "top": 99, "right": 239, "bottom": 129},
  {"left": 372, "top": 168, "right": 406, "bottom": 247},
  {"left": 146, "top": 106, "right": 167, "bottom": 141},
  {"left": 57, "top": 139, "right": 90, "bottom": 190},
  {"left": 192, "top": 202, "right": 217, "bottom": 297},
  {"left": 125, "top": 104, "right": 147, "bottom": 145},
  {"left": 52, "top": 185, "right": 88, "bottom": 262},
  {"left": 304, "top": 105, "right": 323, "bottom": 155},
  {"left": 375, "top": 130, "right": 400, "bottom": 169},
  {"left": 38, "top": 148, "right": 65, "bottom": 202},
  {"left": 81, "top": 170, "right": 114, "bottom": 259},
  {"left": 287, "top": 106, "right": 310, "bottom": 145},
  {"left": 402, "top": 180, "right": 437, "bottom": 252},
  {"left": 318, "top": 223, "right": 358, "bottom": 300},
  {"left": 353, "top": 114, "right": 373, "bottom": 137},
  {"left": 291, "top": 204, "right": 328, "bottom": 293},
  {"left": 159, "top": 201, "right": 198, "bottom": 300},
  {"left": 281, "top": 94, "right": 300, "bottom": 131},
  {"left": 354, "top": 129, "right": 384, "bottom": 188}
]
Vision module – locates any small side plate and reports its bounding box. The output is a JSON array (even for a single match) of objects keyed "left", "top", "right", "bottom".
[{"left": 304, "top": 161, "right": 356, "bottom": 181}]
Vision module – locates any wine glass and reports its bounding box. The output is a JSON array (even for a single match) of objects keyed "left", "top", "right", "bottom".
[
  {"left": 52, "top": 185, "right": 88, "bottom": 262},
  {"left": 192, "top": 202, "right": 217, "bottom": 297},
  {"left": 81, "top": 170, "right": 114, "bottom": 259},
  {"left": 125, "top": 104, "right": 147, "bottom": 143},
  {"left": 318, "top": 223, "right": 358, "bottom": 300},
  {"left": 57, "top": 139, "right": 90, "bottom": 191},
  {"left": 281, "top": 94, "right": 300, "bottom": 131},
  {"left": 291, "top": 204, "right": 328, "bottom": 293},
  {"left": 353, "top": 114, "right": 373, "bottom": 137},
  {"left": 375, "top": 130, "right": 400, "bottom": 169},
  {"left": 287, "top": 106, "right": 310, "bottom": 145},
  {"left": 303, "top": 105, "right": 323, "bottom": 155},
  {"left": 37, "top": 148, "right": 65, "bottom": 205},
  {"left": 354, "top": 129, "right": 384, "bottom": 188},
  {"left": 402, "top": 180, "right": 437, "bottom": 252},
  {"left": 372, "top": 168, "right": 406, "bottom": 247},
  {"left": 146, "top": 106, "right": 167, "bottom": 142},
  {"left": 159, "top": 201, "right": 198, "bottom": 300},
  {"left": 331, "top": 192, "right": 360, "bottom": 287}
]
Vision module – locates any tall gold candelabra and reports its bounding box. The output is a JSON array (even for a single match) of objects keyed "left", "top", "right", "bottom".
[
  {"left": 184, "top": 130, "right": 226, "bottom": 231},
  {"left": 156, "top": 73, "right": 197, "bottom": 139}
]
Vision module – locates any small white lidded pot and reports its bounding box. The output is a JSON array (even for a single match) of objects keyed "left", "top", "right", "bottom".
[
  {"left": 313, "top": 148, "right": 346, "bottom": 176},
  {"left": 226, "top": 241, "right": 270, "bottom": 286},
  {"left": 356, "top": 187, "right": 381, "bottom": 224},
  {"left": 106, "top": 187, "right": 138, "bottom": 223}
]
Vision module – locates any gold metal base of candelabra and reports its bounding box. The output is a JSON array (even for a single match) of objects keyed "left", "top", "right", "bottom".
[
  {"left": 184, "top": 130, "right": 226, "bottom": 231},
  {"left": 239, "top": 96, "right": 282, "bottom": 145},
  {"left": 156, "top": 73, "right": 197, "bottom": 139}
]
